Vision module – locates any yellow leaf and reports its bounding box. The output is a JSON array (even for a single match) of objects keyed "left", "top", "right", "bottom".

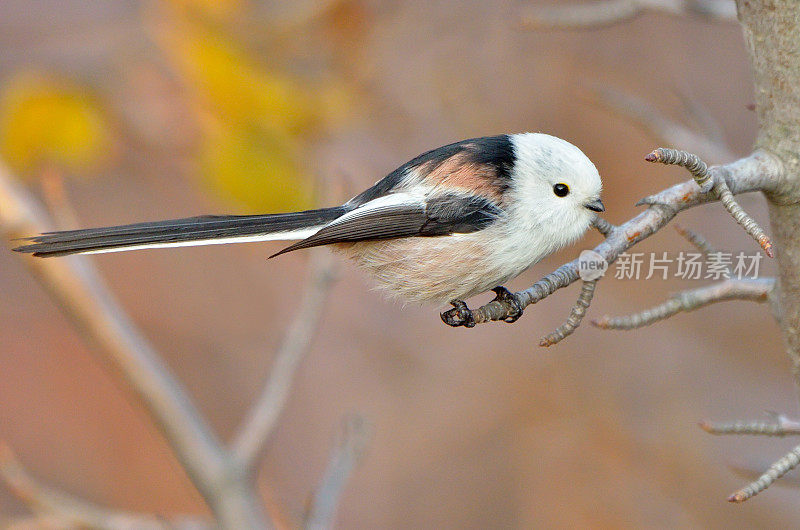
[
  {"left": 200, "top": 125, "right": 312, "bottom": 213},
  {"left": 0, "top": 72, "right": 111, "bottom": 177},
  {"left": 160, "top": 19, "right": 320, "bottom": 133}
]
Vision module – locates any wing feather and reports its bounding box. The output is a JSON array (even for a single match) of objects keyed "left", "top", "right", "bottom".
[{"left": 270, "top": 192, "right": 501, "bottom": 257}]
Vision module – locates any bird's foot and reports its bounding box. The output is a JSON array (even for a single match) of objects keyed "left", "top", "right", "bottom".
[
  {"left": 441, "top": 300, "right": 475, "bottom": 328},
  {"left": 491, "top": 286, "right": 523, "bottom": 323}
]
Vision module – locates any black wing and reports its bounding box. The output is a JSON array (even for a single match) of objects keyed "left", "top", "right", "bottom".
[
  {"left": 346, "top": 134, "right": 515, "bottom": 207},
  {"left": 270, "top": 193, "right": 501, "bottom": 258}
]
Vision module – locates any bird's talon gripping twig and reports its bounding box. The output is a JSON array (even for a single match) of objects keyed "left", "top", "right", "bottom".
[
  {"left": 491, "top": 286, "right": 524, "bottom": 323},
  {"left": 441, "top": 300, "right": 476, "bottom": 328}
]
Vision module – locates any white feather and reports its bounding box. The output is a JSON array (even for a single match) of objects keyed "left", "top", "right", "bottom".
[
  {"left": 78, "top": 227, "right": 321, "bottom": 255},
  {"left": 325, "top": 192, "right": 424, "bottom": 227}
]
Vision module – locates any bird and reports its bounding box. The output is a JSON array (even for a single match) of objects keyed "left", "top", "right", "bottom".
[{"left": 13, "top": 133, "right": 604, "bottom": 326}]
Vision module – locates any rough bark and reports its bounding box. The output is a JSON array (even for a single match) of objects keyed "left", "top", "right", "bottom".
[{"left": 738, "top": 0, "right": 800, "bottom": 379}]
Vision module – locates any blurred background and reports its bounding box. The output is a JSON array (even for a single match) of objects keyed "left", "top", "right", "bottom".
[{"left": 0, "top": 0, "right": 797, "bottom": 527}]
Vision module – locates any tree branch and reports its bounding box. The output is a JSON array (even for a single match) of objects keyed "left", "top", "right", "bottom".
[
  {"left": 0, "top": 160, "right": 270, "bottom": 528},
  {"left": 445, "top": 149, "right": 783, "bottom": 327},
  {"left": 700, "top": 413, "right": 800, "bottom": 437},
  {"left": 591, "top": 216, "right": 616, "bottom": 237},
  {"left": 0, "top": 163, "right": 226, "bottom": 485},
  {"left": 303, "top": 414, "right": 370, "bottom": 530},
  {"left": 673, "top": 223, "right": 719, "bottom": 257},
  {"left": 646, "top": 147, "right": 774, "bottom": 256},
  {"left": 0, "top": 443, "right": 207, "bottom": 530},
  {"left": 727, "top": 444, "right": 800, "bottom": 502},
  {"left": 540, "top": 280, "right": 597, "bottom": 346},
  {"left": 728, "top": 462, "right": 800, "bottom": 489},
  {"left": 593, "top": 278, "right": 773, "bottom": 330},
  {"left": 519, "top": 0, "right": 736, "bottom": 30},
  {"left": 233, "top": 250, "right": 338, "bottom": 471},
  {"left": 590, "top": 85, "right": 736, "bottom": 163}
]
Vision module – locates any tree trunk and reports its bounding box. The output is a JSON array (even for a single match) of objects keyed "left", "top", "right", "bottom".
[{"left": 738, "top": 1, "right": 800, "bottom": 380}]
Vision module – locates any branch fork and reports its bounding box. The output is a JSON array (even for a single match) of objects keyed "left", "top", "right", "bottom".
[
  {"left": 700, "top": 413, "right": 800, "bottom": 502},
  {"left": 0, "top": 160, "right": 364, "bottom": 529},
  {"left": 645, "top": 147, "right": 774, "bottom": 257}
]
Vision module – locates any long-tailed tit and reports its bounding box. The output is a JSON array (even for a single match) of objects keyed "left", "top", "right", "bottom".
[{"left": 14, "top": 133, "right": 604, "bottom": 324}]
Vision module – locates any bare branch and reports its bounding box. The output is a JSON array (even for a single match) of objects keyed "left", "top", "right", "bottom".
[
  {"left": 675, "top": 91, "right": 728, "bottom": 147},
  {"left": 519, "top": 0, "right": 736, "bottom": 30},
  {"left": 718, "top": 180, "right": 775, "bottom": 257},
  {"left": 540, "top": 280, "right": 597, "bottom": 346},
  {"left": 593, "top": 278, "right": 773, "bottom": 330},
  {"left": 727, "top": 444, "right": 800, "bottom": 502},
  {"left": 520, "top": 0, "right": 643, "bottom": 28},
  {"left": 699, "top": 413, "right": 800, "bottom": 437},
  {"left": 304, "top": 414, "right": 371, "bottom": 530},
  {"left": 645, "top": 147, "right": 714, "bottom": 190},
  {"left": 728, "top": 463, "right": 800, "bottom": 489},
  {"left": 673, "top": 223, "right": 719, "bottom": 257},
  {"left": 592, "top": 216, "right": 616, "bottom": 237},
  {"left": 233, "top": 250, "right": 338, "bottom": 470},
  {"left": 699, "top": 412, "right": 800, "bottom": 500},
  {"left": 0, "top": 443, "right": 207, "bottom": 530},
  {"left": 646, "top": 147, "right": 774, "bottom": 257},
  {"left": 591, "top": 85, "right": 735, "bottom": 163},
  {"left": 0, "top": 161, "right": 269, "bottom": 528},
  {"left": 0, "top": 163, "right": 225, "bottom": 482},
  {"left": 448, "top": 150, "right": 783, "bottom": 327}
]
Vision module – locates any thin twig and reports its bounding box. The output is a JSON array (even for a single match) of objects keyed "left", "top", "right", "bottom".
[
  {"left": 233, "top": 250, "right": 338, "bottom": 470},
  {"left": 450, "top": 149, "right": 783, "bottom": 326},
  {"left": 699, "top": 413, "right": 800, "bottom": 500},
  {"left": 304, "top": 414, "right": 371, "bottom": 530},
  {"left": 727, "top": 444, "right": 800, "bottom": 502},
  {"left": 673, "top": 223, "right": 719, "bottom": 257},
  {"left": 646, "top": 147, "right": 713, "bottom": 190},
  {"left": 0, "top": 443, "right": 205, "bottom": 529},
  {"left": 540, "top": 280, "right": 597, "bottom": 346},
  {"left": 717, "top": 178, "right": 774, "bottom": 257},
  {"left": 728, "top": 463, "right": 800, "bottom": 489},
  {"left": 701, "top": 420, "right": 800, "bottom": 436},
  {"left": 646, "top": 147, "right": 774, "bottom": 257},
  {"left": 518, "top": 0, "right": 736, "bottom": 30},
  {"left": 520, "top": 0, "right": 643, "bottom": 28},
  {"left": 676, "top": 90, "right": 727, "bottom": 147},
  {"left": 0, "top": 161, "right": 269, "bottom": 528},
  {"left": 590, "top": 85, "right": 735, "bottom": 163},
  {"left": 592, "top": 216, "right": 615, "bottom": 237},
  {"left": 699, "top": 413, "right": 800, "bottom": 437},
  {"left": 592, "top": 278, "right": 773, "bottom": 330}
]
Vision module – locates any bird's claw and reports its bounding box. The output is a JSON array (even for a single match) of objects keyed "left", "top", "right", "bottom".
[
  {"left": 441, "top": 287, "right": 522, "bottom": 327},
  {"left": 491, "top": 286, "right": 523, "bottom": 323},
  {"left": 441, "top": 300, "right": 475, "bottom": 328}
]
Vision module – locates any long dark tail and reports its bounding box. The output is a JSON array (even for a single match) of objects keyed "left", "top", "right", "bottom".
[{"left": 13, "top": 206, "right": 347, "bottom": 257}]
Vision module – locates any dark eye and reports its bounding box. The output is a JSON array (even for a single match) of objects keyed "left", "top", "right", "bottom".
[{"left": 553, "top": 183, "right": 570, "bottom": 197}]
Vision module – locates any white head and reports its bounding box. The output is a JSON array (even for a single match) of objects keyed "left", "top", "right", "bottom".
[
  {"left": 496, "top": 133, "right": 604, "bottom": 255},
  {"left": 505, "top": 133, "right": 603, "bottom": 250}
]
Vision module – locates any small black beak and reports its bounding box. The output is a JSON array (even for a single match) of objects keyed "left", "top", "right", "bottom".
[{"left": 585, "top": 199, "right": 605, "bottom": 213}]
